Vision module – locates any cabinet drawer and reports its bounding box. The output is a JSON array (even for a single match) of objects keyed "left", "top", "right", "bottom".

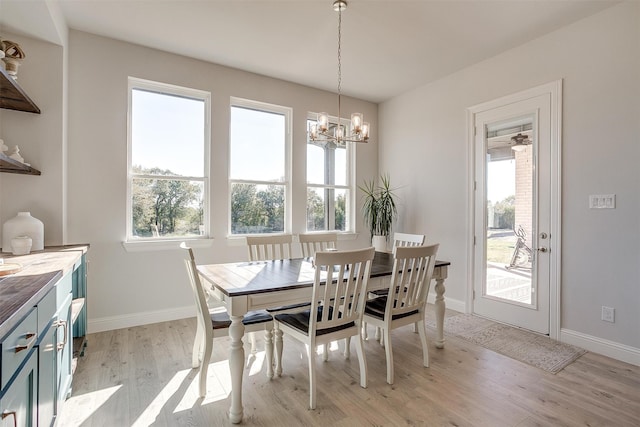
[
  {"left": 57, "top": 271, "right": 72, "bottom": 306},
  {"left": 38, "top": 287, "right": 57, "bottom": 337},
  {"left": 1, "top": 308, "right": 37, "bottom": 389}
]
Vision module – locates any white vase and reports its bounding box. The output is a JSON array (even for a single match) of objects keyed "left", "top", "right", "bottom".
[
  {"left": 2, "top": 212, "right": 44, "bottom": 253},
  {"left": 372, "top": 235, "right": 388, "bottom": 252}
]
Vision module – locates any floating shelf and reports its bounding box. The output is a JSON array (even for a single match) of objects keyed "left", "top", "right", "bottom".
[
  {"left": 0, "top": 151, "right": 41, "bottom": 175},
  {"left": 0, "top": 66, "right": 40, "bottom": 113}
]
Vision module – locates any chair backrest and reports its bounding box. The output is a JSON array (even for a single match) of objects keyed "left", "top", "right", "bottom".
[
  {"left": 392, "top": 232, "right": 425, "bottom": 255},
  {"left": 181, "top": 243, "right": 213, "bottom": 341},
  {"left": 246, "top": 234, "right": 293, "bottom": 261},
  {"left": 310, "top": 247, "right": 375, "bottom": 335},
  {"left": 386, "top": 244, "right": 439, "bottom": 319},
  {"left": 298, "top": 232, "right": 338, "bottom": 258}
]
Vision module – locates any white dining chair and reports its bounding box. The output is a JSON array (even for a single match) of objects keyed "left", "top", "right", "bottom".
[
  {"left": 181, "top": 243, "right": 276, "bottom": 398},
  {"left": 298, "top": 232, "right": 338, "bottom": 258},
  {"left": 392, "top": 232, "right": 426, "bottom": 254},
  {"left": 363, "top": 244, "right": 439, "bottom": 384},
  {"left": 365, "top": 232, "right": 426, "bottom": 342},
  {"left": 273, "top": 247, "right": 375, "bottom": 409},
  {"left": 246, "top": 234, "right": 293, "bottom": 261}
]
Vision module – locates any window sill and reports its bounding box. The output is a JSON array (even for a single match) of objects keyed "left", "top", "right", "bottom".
[{"left": 122, "top": 238, "right": 214, "bottom": 253}]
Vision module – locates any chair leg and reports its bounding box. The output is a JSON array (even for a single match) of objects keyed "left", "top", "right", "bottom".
[
  {"left": 192, "top": 323, "right": 204, "bottom": 368},
  {"left": 274, "top": 327, "right": 284, "bottom": 377},
  {"left": 306, "top": 344, "right": 317, "bottom": 409},
  {"left": 354, "top": 333, "right": 368, "bottom": 389},
  {"left": 322, "top": 344, "right": 329, "bottom": 362},
  {"left": 362, "top": 321, "right": 368, "bottom": 340},
  {"left": 383, "top": 328, "right": 394, "bottom": 385},
  {"left": 344, "top": 337, "right": 351, "bottom": 359},
  {"left": 250, "top": 331, "right": 258, "bottom": 354},
  {"left": 264, "top": 328, "right": 274, "bottom": 379},
  {"left": 413, "top": 322, "right": 419, "bottom": 334},
  {"left": 198, "top": 338, "right": 213, "bottom": 397},
  {"left": 417, "top": 320, "right": 429, "bottom": 367}
]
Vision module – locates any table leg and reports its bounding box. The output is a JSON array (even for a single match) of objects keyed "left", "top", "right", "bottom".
[
  {"left": 228, "top": 315, "right": 245, "bottom": 424},
  {"left": 434, "top": 278, "right": 446, "bottom": 349}
]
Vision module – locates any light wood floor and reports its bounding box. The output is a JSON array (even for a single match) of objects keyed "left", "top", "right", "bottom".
[{"left": 59, "top": 309, "right": 640, "bottom": 426}]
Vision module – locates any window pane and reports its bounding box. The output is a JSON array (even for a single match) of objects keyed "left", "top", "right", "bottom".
[
  {"left": 231, "top": 183, "right": 285, "bottom": 235},
  {"left": 230, "top": 106, "right": 285, "bottom": 181},
  {"left": 306, "top": 143, "right": 325, "bottom": 185},
  {"left": 306, "top": 187, "right": 326, "bottom": 231},
  {"left": 306, "top": 188, "right": 349, "bottom": 231},
  {"left": 131, "top": 89, "right": 204, "bottom": 177},
  {"left": 334, "top": 145, "right": 347, "bottom": 186},
  {"left": 131, "top": 177, "right": 204, "bottom": 238}
]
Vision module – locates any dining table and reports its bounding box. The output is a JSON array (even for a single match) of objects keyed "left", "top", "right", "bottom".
[{"left": 197, "top": 250, "right": 450, "bottom": 424}]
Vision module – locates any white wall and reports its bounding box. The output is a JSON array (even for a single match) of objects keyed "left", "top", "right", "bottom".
[
  {"left": 379, "top": 2, "right": 640, "bottom": 362},
  {"left": 0, "top": 33, "right": 65, "bottom": 248},
  {"left": 65, "top": 31, "right": 378, "bottom": 331}
]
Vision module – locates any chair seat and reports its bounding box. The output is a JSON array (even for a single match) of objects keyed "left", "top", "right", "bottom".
[
  {"left": 369, "top": 288, "right": 389, "bottom": 297},
  {"left": 364, "top": 296, "right": 419, "bottom": 321},
  {"left": 210, "top": 309, "right": 273, "bottom": 329},
  {"left": 275, "top": 307, "right": 354, "bottom": 336}
]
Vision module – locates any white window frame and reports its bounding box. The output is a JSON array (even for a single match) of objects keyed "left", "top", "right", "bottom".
[
  {"left": 124, "top": 77, "right": 211, "bottom": 250},
  {"left": 305, "top": 112, "right": 356, "bottom": 233},
  {"left": 228, "top": 97, "right": 292, "bottom": 236}
]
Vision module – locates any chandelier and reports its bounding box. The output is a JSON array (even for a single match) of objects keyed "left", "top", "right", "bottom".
[{"left": 309, "top": 0, "right": 369, "bottom": 145}]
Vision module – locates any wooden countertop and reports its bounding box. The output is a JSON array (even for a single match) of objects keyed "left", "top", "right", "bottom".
[{"left": 0, "top": 245, "right": 89, "bottom": 338}]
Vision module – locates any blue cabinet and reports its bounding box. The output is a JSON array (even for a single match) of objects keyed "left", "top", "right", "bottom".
[
  {"left": 0, "top": 248, "right": 88, "bottom": 427},
  {"left": 0, "top": 351, "right": 37, "bottom": 427}
]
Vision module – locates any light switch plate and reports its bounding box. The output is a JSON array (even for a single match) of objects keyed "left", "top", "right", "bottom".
[{"left": 589, "top": 194, "right": 616, "bottom": 209}]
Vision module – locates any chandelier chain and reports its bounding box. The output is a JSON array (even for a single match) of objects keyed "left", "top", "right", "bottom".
[{"left": 337, "top": 5, "right": 342, "bottom": 128}]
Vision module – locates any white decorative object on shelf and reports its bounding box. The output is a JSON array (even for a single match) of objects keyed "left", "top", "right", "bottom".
[
  {"left": 10, "top": 236, "right": 32, "bottom": 255},
  {"left": 2, "top": 212, "right": 44, "bottom": 252},
  {"left": 0, "top": 139, "right": 7, "bottom": 153},
  {"left": 8, "top": 145, "right": 24, "bottom": 162}
]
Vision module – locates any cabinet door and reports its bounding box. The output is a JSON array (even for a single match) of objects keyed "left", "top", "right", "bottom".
[
  {"left": 0, "top": 351, "right": 37, "bottom": 427},
  {"left": 55, "top": 295, "right": 72, "bottom": 407},
  {"left": 37, "top": 325, "right": 57, "bottom": 427}
]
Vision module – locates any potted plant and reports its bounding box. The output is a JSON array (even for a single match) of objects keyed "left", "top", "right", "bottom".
[{"left": 359, "top": 174, "right": 397, "bottom": 252}]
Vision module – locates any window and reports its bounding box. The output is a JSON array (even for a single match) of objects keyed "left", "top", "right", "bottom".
[
  {"left": 127, "top": 78, "right": 210, "bottom": 241},
  {"left": 306, "top": 115, "right": 354, "bottom": 232},
  {"left": 229, "top": 98, "right": 291, "bottom": 235}
]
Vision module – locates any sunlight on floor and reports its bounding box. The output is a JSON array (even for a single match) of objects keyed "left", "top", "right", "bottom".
[{"left": 63, "top": 385, "right": 122, "bottom": 425}]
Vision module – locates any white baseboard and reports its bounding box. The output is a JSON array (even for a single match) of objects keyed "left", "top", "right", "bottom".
[
  {"left": 89, "top": 306, "right": 194, "bottom": 334},
  {"left": 561, "top": 328, "right": 640, "bottom": 367},
  {"left": 89, "top": 295, "right": 466, "bottom": 335},
  {"left": 427, "top": 294, "right": 465, "bottom": 314}
]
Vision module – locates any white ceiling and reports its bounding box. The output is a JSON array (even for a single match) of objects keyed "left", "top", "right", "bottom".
[{"left": 0, "top": 0, "right": 618, "bottom": 103}]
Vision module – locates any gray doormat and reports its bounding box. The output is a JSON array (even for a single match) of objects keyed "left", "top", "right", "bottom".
[{"left": 426, "top": 314, "right": 586, "bottom": 373}]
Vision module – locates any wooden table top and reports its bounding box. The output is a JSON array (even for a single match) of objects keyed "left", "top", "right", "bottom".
[{"left": 197, "top": 251, "right": 450, "bottom": 298}]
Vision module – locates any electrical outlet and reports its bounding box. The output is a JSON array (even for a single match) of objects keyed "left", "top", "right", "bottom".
[
  {"left": 601, "top": 306, "right": 615, "bottom": 323},
  {"left": 589, "top": 194, "right": 616, "bottom": 209}
]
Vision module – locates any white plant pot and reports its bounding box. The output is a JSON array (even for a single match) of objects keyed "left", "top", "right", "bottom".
[{"left": 372, "top": 235, "right": 388, "bottom": 253}]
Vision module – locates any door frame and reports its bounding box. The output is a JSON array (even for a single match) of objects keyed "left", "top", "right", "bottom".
[{"left": 465, "top": 80, "right": 562, "bottom": 339}]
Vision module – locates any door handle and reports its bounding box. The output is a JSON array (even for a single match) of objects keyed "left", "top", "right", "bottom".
[{"left": 537, "top": 247, "right": 549, "bottom": 253}]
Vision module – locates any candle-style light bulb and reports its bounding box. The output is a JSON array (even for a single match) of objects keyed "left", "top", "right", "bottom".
[{"left": 318, "top": 112, "right": 329, "bottom": 132}]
